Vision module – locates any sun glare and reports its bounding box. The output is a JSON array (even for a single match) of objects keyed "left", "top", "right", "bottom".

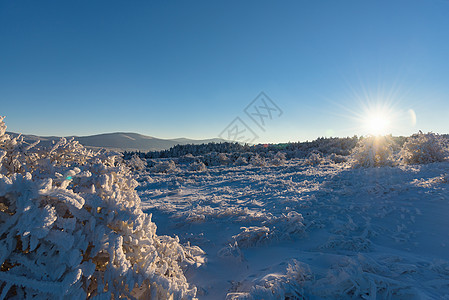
[
  {"left": 328, "top": 81, "right": 418, "bottom": 138},
  {"left": 364, "top": 112, "right": 391, "bottom": 135}
]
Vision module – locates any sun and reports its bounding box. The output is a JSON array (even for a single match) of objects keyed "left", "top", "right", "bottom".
[
  {"left": 331, "top": 81, "right": 418, "bottom": 137},
  {"left": 363, "top": 111, "right": 391, "bottom": 135}
]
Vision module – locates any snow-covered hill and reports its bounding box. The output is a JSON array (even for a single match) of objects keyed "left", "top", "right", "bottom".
[{"left": 6, "top": 131, "right": 225, "bottom": 151}]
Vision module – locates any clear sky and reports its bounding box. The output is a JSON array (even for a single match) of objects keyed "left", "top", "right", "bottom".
[{"left": 1, "top": 0, "right": 448, "bottom": 143}]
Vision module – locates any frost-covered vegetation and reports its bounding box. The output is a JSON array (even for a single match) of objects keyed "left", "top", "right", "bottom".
[
  {"left": 0, "top": 117, "right": 203, "bottom": 299},
  {"left": 124, "top": 132, "right": 447, "bottom": 171},
  {"left": 400, "top": 131, "right": 448, "bottom": 164},
  {"left": 125, "top": 131, "right": 449, "bottom": 298},
  {"left": 133, "top": 135, "right": 449, "bottom": 298},
  {"left": 351, "top": 135, "right": 397, "bottom": 167},
  {"left": 351, "top": 133, "right": 448, "bottom": 167},
  {"left": 124, "top": 137, "right": 360, "bottom": 171},
  {"left": 124, "top": 136, "right": 360, "bottom": 161},
  {"left": 3, "top": 113, "right": 449, "bottom": 299}
]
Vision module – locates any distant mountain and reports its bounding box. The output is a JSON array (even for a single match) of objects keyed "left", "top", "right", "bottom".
[{"left": 6, "top": 132, "right": 226, "bottom": 152}]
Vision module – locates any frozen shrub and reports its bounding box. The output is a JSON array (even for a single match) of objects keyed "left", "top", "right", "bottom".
[
  {"left": 217, "top": 153, "right": 231, "bottom": 165},
  {"left": 126, "top": 154, "right": 147, "bottom": 171},
  {"left": 249, "top": 154, "right": 265, "bottom": 167},
  {"left": 201, "top": 152, "right": 230, "bottom": 166},
  {"left": 352, "top": 135, "right": 396, "bottom": 167},
  {"left": 151, "top": 159, "right": 178, "bottom": 173},
  {"left": 177, "top": 154, "right": 196, "bottom": 165},
  {"left": 305, "top": 151, "right": 323, "bottom": 166},
  {"left": 217, "top": 242, "right": 244, "bottom": 262},
  {"left": 227, "top": 152, "right": 242, "bottom": 163},
  {"left": 319, "top": 235, "right": 372, "bottom": 252},
  {"left": 400, "top": 132, "right": 447, "bottom": 164},
  {"left": 0, "top": 117, "right": 203, "bottom": 299},
  {"left": 329, "top": 153, "right": 347, "bottom": 164},
  {"left": 271, "top": 151, "right": 286, "bottom": 166},
  {"left": 294, "top": 149, "right": 307, "bottom": 159},
  {"left": 232, "top": 226, "right": 271, "bottom": 248},
  {"left": 276, "top": 211, "right": 305, "bottom": 237},
  {"left": 234, "top": 156, "right": 248, "bottom": 166},
  {"left": 237, "top": 259, "right": 312, "bottom": 299},
  {"left": 234, "top": 152, "right": 252, "bottom": 166},
  {"left": 188, "top": 161, "right": 207, "bottom": 172}
]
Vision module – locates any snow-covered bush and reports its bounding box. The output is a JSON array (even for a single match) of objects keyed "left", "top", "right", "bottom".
[
  {"left": 201, "top": 152, "right": 228, "bottom": 167},
  {"left": 234, "top": 156, "right": 248, "bottom": 166},
  {"left": 249, "top": 154, "right": 265, "bottom": 167},
  {"left": 188, "top": 161, "right": 207, "bottom": 172},
  {"left": 271, "top": 152, "right": 286, "bottom": 166},
  {"left": 151, "top": 160, "right": 178, "bottom": 173},
  {"left": 305, "top": 151, "right": 323, "bottom": 166},
  {"left": 126, "top": 154, "right": 147, "bottom": 171},
  {"left": 229, "top": 259, "right": 312, "bottom": 299},
  {"left": 0, "top": 117, "right": 203, "bottom": 299},
  {"left": 216, "top": 242, "right": 244, "bottom": 262},
  {"left": 217, "top": 153, "right": 231, "bottom": 165},
  {"left": 329, "top": 153, "right": 347, "bottom": 164},
  {"left": 234, "top": 152, "right": 253, "bottom": 166},
  {"left": 177, "top": 154, "right": 196, "bottom": 165},
  {"left": 232, "top": 226, "right": 271, "bottom": 248},
  {"left": 400, "top": 132, "right": 448, "bottom": 164},
  {"left": 275, "top": 211, "right": 305, "bottom": 238},
  {"left": 351, "top": 135, "right": 396, "bottom": 168}
]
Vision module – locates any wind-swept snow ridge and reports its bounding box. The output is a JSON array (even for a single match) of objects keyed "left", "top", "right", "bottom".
[{"left": 0, "top": 116, "right": 203, "bottom": 299}]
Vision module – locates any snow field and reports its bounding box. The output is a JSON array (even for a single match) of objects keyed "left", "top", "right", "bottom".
[{"left": 138, "top": 157, "right": 449, "bottom": 299}]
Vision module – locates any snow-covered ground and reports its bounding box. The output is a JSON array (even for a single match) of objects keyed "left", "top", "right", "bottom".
[
  {"left": 2, "top": 120, "right": 448, "bottom": 299},
  {"left": 137, "top": 159, "right": 449, "bottom": 299}
]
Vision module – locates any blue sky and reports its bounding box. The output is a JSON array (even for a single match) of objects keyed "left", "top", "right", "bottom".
[{"left": 1, "top": 0, "right": 448, "bottom": 143}]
